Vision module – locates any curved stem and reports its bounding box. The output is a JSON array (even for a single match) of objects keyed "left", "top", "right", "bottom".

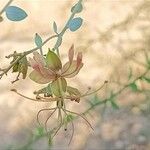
[
  {"left": 84, "top": 68, "right": 150, "bottom": 114},
  {"left": 62, "top": 109, "right": 75, "bottom": 145},
  {"left": 45, "top": 108, "right": 57, "bottom": 133},
  {"left": 0, "top": 35, "right": 57, "bottom": 79},
  {"left": 37, "top": 108, "right": 56, "bottom": 126},
  {"left": 53, "top": 0, "right": 83, "bottom": 50},
  {"left": 80, "top": 81, "right": 108, "bottom": 97},
  {"left": 11, "top": 89, "right": 58, "bottom": 102},
  {"left": 63, "top": 108, "right": 94, "bottom": 130}
]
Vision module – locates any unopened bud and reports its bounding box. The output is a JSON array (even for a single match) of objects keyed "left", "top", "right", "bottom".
[{"left": 11, "top": 89, "right": 17, "bottom": 92}]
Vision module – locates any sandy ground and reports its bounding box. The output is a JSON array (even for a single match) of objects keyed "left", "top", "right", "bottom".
[{"left": 0, "top": 0, "right": 150, "bottom": 149}]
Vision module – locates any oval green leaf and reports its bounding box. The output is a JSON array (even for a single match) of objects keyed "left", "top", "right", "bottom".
[
  {"left": 67, "top": 17, "right": 83, "bottom": 32},
  {"left": 5, "top": 6, "right": 27, "bottom": 21},
  {"left": 71, "top": 3, "right": 83, "bottom": 13},
  {"left": 35, "top": 33, "right": 43, "bottom": 47},
  {"left": 46, "top": 49, "right": 62, "bottom": 71}
]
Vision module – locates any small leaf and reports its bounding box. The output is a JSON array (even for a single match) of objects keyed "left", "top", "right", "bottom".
[
  {"left": 46, "top": 49, "right": 62, "bottom": 71},
  {"left": 19, "top": 56, "right": 28, "bottom": 79},
  {"left": 35, "top": 33, "right": 43, "bottom": 47},
  {"left": 111, "top": 100, "right": 119, "bottom": 109},
  {"left": 129, "top": 82, "right": 138, "bottom": 92},
  {"left": 143, "top": 77, "right": 150, "bottom": 83},
  {"left": 34, "top": 84, "right": 52, "bottom": 96},
  {"left": 67, "top": 17, "right": 83, "bottom": 32},
  {"left": 53, "top": 21, "right": 58, "bottom": 34},
  {"left": 64, "top": 114, "right": 74, "bottom": 123},
  {"left": 91, "top": 94, "right": 101, "bottom": 105},
  {"left": 34, "top": 127, "right": 44, "bottom": 137},
  {"left": 71, "top": 3, "right": 83, "bottom": 13},
  {"left": 12, "top": 62, "right": 19, "bottom": 72},
  {"left": 5, "top": 6, "right": 27, "bottom": 21},
  {"left": 46, "top": 84, "right": 53, "bottom": 95},
  {"left": 67, "top": 86, "right": 81, "bottom": 96}
]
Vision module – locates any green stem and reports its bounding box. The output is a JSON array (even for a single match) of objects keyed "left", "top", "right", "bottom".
[
  {"left": 0, "top": 34, "right": 57, "bottom": 78},
  {"left": 53, "top": 0, "right": 83, "bottom": 50},
  {"left": 83, "top": 68, "right": 150, "bottom": 114}
]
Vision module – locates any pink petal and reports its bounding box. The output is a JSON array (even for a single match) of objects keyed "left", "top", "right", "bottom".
[
  {"left": 33, "top": 51, "right": 45, "bottom": 66},
  {"left": 29, "top": 57, "right": 41, "bottom": 73},
  {"left": 61, "top": 61, "right": 83, "bottom": 78},
  {"left": 77, "top": 52, "right": 82, "bottom": 67},
  {"left": 68, "top": 44, "right": 74, "bottom": 63},
  {"left": 29, "top": 70, "right": 53, "bottom": 84}
]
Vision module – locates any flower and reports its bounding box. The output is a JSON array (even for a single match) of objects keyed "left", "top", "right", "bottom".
[{"left": 29, "top": 45, "right": 83, "bottom": 98}]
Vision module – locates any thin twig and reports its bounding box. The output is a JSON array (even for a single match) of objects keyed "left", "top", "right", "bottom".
[
  {"left": 0, "top": 0, "right": 13, "bottom": 15},
  {"left": 37, "top": 108, "right": 56, "bottom": 126},
  {"left": 64, "top": 109, "right": 94, "bottom": 130},
  {"left": 45, "top": 108, "right": 57, "bottom": 133}
]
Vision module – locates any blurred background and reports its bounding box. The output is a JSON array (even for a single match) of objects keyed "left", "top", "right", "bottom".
[{"left": 0, "top": 0, "right": 150, "bottom": 149}]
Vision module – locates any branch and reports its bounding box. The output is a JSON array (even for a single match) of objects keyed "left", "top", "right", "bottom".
[
  {"left": 0, "top": 0, "right": 13, "bottom": 15},
  {"left": 83, "top": 68, "right": 150, "bottom": 114}
]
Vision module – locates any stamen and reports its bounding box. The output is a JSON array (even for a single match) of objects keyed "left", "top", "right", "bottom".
[
  {"left": 45, "top": 108, "right": 57, "bottom": 133},
  {"left": 37, "top": 108, "right": 56, "bottom": 126},
  {"left": 63, "top": 108, "right": 94, "bottom": 130},
  {"left": 62, "top": 109, "right": 75, "bottom": 145},
  {"left": 80, "top": 80, "right": 108, "bottom": 97},
  {"left": 11, "top": 89, "right": 58, "bottom": 102}
]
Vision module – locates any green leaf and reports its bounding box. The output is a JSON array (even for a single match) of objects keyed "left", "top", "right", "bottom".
[
  {"left": 46, "top": 84, "right": 53, "bottom": 95},
  {"left": 19, "top": 56, "right": 28, "bottom": 79},
  {"left": 129, "top": 82, "right": 138, "bottom": 91},
  {"left": 67, "top": 17, "right": 83, "bottom": 32},
  {"left": 143, "top": 77, "right": 150, "bottom": 83},
  {"left": 53, "top": 21, "right": 58, "bottom": 34},
  {"left": 12, "top": 62, "right": 19, "bottom": 72},
  {"left": 67, "top": 86, "right": 81, "bottom": 96},
  {"left": 46, "top": 49, "right": 62, "bottom": 71},
  {"left": 34, "top": 127, "right": 44, "bottom": 137},
  {"left": 35, "top": 33, "right": 42, "bottom": 47},
  {"left": 5, "top": 6, "right": 27, "bottom": 21},
  {"left": 34, "top": 84, "right": 52, "bottom": 96},
  {"left": 111, "top": 100, "right": 119, "bottom": 109},
  {"left": 65, "top": 114, "right": 74, "bottom": 123},
  {"left": 71, "top": 3, "right": 83, "bottom": 14}
]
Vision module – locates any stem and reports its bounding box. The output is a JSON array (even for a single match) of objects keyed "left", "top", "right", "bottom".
[
  {"left": 39, "top": 47, "right": 43, "bottom": 55},
  {"left": 45, "top": 108, "right": 57, "bottom": 133},
  {"left": 11, "top": 89, "right": 58, "bottom": 102},
  {"left": 83, "top": 68, "right": 150, "bottom": 114},
  {"left": 81, "top": 81, "right": 108, "bottom": 98},
  {"left": 0, "top": 0, "right": 13, "bottom": 15},
  {"left": 53, "top": 0, "right": 83, "bottom": 50},
  {"left": 0, "top": 35, "right": 57, "bottom": 79},
  {"left": 64, "top": 109, "right": 94, "bottom": 130},
  {"left": 37, "top": 108, "right": 56, "bottom": 126},
  {"left": 0, "top": 0, "right": 84, "bottom": 78},
  {"left": 58, "top": 78, "right": 66, "bottom": 109}
]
